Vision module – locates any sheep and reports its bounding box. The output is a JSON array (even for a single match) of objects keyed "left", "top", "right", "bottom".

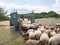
[
  {"left": 23, "top": 33, "right": 29, "bottom": 41},
  {"left": 23, "top": 29, "right": 34, "bottom": 41},
  {"left": 22, "top": 18, "right": 31, "bottom": 24},
  {"left": 52, "top": 33, "right": 60, "bottom": 36},
  {"left": 45, "top": 29, "right": 52, "bottom": 38},
  {"left": 18, "top": 18, "right": 23, "bottom": 23},
  {"left": 34, "top": 30, "right": 42, "bottom": 40},
  {"left": 49, "top": 34, "right": 60, "bottom": 45},
  {"left": 26, "top": 39, "right": 41, "bottom": 45},
  {"left": 56, "top": 28, "right": 60, "bottom": 33},
  {"left": 26, "top": 29, "right": 35, "bottom": 40},
  {"left": 45, "top": 26, "right": 50, "bottom": 30},
  {"left": 30, "top": 24, "right": 38, "bottom": 30},
  {"left": 45, "top": 29, "right": 57, "bottom": 37},
  {"left": 21, "top": 24, "right": 31, "bottom": 30},
  {"left": 32, "top": 23, "right": 40, "bottom": 27},
  {"left": 26, "top": 29, "right": 42, "bottom": 40},
  {"left": 23, "top": 18, "right": 28, "bottom": 22},
  {"left": 50, "top": 30, "right": 56, "bottom": 37},
  {"left": 37, "top": 26, "right": 46, "bottom": 33},
  {"left": 56, "top": 23, "right": 60, "bottom": 26},
  {"left": 49, "top": 26, "right": 54, "bottom": 30},
  {"left": 28, "top": 31, "right": 35, "bottom": 39},
  {"left": 26, "top": 29, "right": 34, "bottom": 34},
  {"left": 40, "top": 31, "right": 49, "bottom": 45}
]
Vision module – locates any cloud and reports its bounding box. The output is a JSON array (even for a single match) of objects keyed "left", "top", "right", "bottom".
[
  {"left": 0, "top": 0, "right": 60, "bottom": 14},
  {"left": 51, "top": 0, "right": 60, "bottom": 13},
  {"left": 0, "top": 0, "right": 49, "bottom": 14},
  {"left": 7, "top": 4, "right": 49, "bottom": 13}
]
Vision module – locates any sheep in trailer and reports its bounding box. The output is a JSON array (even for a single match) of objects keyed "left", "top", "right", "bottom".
[{"left": 26, "top": 39, "right": 41, "bottom": 45}]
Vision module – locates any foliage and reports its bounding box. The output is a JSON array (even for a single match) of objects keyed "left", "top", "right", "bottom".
[
  {"left": 35, "top": 11, "right": 60, "bottom": 19},
  {"left": 0, "top": 7, "right": 8, "bottom": 21}
]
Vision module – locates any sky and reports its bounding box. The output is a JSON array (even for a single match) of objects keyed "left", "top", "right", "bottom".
[{"left": 0, "top": 0, "right": 60, "bottom": 14}]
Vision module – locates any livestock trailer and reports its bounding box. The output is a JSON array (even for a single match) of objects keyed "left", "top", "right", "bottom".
[{"left": 10, "top": 11, "right": 35, "bottom": 31}]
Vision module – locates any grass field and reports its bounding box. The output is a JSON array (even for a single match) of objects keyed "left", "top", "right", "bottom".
[
  {"left": 0, "top": 18, "right": 60, "bottom": 45},
  {"left": 35, "top": 18, "right": 60, "bottom": 26},
  {"left": 0, "top": 21, "right": 25, "bottom": 45}
]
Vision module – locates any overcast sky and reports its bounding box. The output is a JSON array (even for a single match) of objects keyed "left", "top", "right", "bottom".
[{"left": 0, "top": 0, "right": 60, "bottom": 14}]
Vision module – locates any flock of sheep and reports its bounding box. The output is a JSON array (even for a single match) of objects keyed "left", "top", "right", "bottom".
[{"left": 18, "top": 17, "right": 60, "bottom": 45}]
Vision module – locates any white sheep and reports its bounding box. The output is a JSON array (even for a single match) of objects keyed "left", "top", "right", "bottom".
[
  {"left": 32, "top": 23, "right": 39, "bottom": 27},
  {"left": 21, "top": 24, "right": 31, "bottom": 30},
  {"left": 45, "top": 29, "right": 52, "bottom": 38},
  {"left": 26, "top": 29, "right": 34, "bottom": 34},
  {"left": 38, "top": 26, "right": 46, "bottom": 33},
  {"left": 56, "top": 28, "right": 60, "bottom": 33},
  {"left": 34, "top": 30, "right": 42, "bottom": 40},
  {"left": 18, "top": 18, "right": 23, "bottom": 23},
  {"left": 30, "top": 24, "right": 38, "bottom": 30},
  {"left": 29, "top": 31, "right": 35, "bottom": 39},
  {"left": 52, "top": 33, "right": 60, "bottom": 36},
  {"left": 24, "top": 29, "right": 35, "bottom": 41},
  {"left": 40, "top": 32, "right": 49, "bottom": 45},
  {"left": 50, "top": 30, "right": 56, "bottom": 37},
  {"left": 49, "top": 34, "right": 60, "bottom": 45},
  {"left": 26, "top": 29, "right": 42, "bottom": 40},
  {"left": 26, "top": 39, "right": 41, "bottom": 45},
  {"left": 26, "top": 29, "right": 35, "bottom": 40}
]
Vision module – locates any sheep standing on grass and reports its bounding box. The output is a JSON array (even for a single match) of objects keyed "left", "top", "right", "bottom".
[
  {"left": 40, "top": 31, "right": 49, "bottom": 45},
  {"left": 38, "top": 26, "right": 46, "bottom": 33},
  {"left": 30, "top": 24, "right": 38, "bottom": 30},
  {"left": 49, "top": 34, "right": 60, "bottom": 45},
  {"left": 26, "top": 29, "right": 35, "bottom": 40},
  {"left": 26, "top": 39, "right": 41, "bottom": 45},
  {"left": 26, "top": 29, "right": 34, "bottom": 34},
  {"left": 23, "top": 33, "right": 29, "bottom": 41},
  {"left": 34, "top": 30, "right": 42, "bottom": 40},
  {"left": 24, "top": 29, "right": 35, "bottom": 41},
  {"left": 45, "top": 29, "right": 52, "bottom": 38},
  {"left": 50, "top": 30, "right": 56, "bottom": 37},
  {"left": 29, "top": 31, "right": 35, "bottom": 39}
]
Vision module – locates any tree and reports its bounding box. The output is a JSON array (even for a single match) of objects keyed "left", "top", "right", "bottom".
[
  {"left": 40, "top": 12, "right": 47, "bottom": 15},
  {"left": 40, "top": 12, "right": 48, "bottom": 18},
  {"left": 0, "top": 7, "right": 8, "bottom": 21},
  {"left": 48, "top": 11, "right": 57, "bottom": 17}
]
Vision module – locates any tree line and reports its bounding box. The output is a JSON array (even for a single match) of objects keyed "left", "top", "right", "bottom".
[
  {"left": 35, "top": 11, "right": 60, "bottom": 19},
  {"left": 0, "top": 7, "right": 60, "bottom": 21}
]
